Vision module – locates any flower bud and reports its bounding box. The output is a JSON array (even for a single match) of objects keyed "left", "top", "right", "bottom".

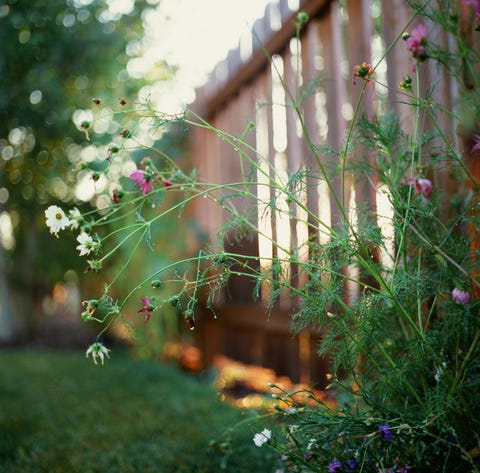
[
  {"left": 297, "top": 11, "right": 309, "bottom": 24},
  {"left": 151, "top": 279, "right": 162, "bottom": 288},
  {"left": 120, "top": 128, "right": 132, "bottom": 139}
]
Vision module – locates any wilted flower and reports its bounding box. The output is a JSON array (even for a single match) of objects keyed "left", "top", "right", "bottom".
[
  {"left": 82, "top": 299, "right": 98, "bottom": 316},
  {"left": 353, "top": 62, "right": 374, "bottom": 85},
  {"left": 130, "top": 169, "right": 154, "bottom": 195},
  {"left": 68, "top": 207, "right": 83, "bottom": 230},
  {"left": 138, "top": 296, "right": 155, "bottom": 321},
  {"left": 452, "top": 287, "right": 471, "bottom": 305},
  {"left": 85, "top": 342, "right": 110, "bottom": 365},
  {"left": 253, "top": 428, "right": 272, "bottom": 447},
  {"left": 112, "top": 188, "right": 124, "bottom": 204},
  {"left": 405, "top": 24, "right": 428, "bottom": 61},
  {"left": 76, "top": 232, "right": 98, "bottom": 256},
  {"left": 45, "top": 205, "right": 70, "bottom": 236},
  {"left": 87, "top": 259, "right": 102, "bottom": 272},
  {"left": 184, "top": 312, "right": 195, "bottom": 330}
]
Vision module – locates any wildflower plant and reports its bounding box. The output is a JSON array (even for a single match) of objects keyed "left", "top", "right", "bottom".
[{"left": 46, "top": 1, "right": 480, "bottom": 472}]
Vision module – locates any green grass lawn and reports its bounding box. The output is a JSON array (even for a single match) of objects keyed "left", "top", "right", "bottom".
[{"left": 0, "top": 349, "right": 276, "bottom": 472}]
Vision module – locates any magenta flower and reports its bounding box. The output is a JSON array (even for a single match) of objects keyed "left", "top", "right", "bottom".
[
  {"left": 407, "top": 177, "right": 433, "bottom": 201},
  {"left": 471, "top": 134, "right": 480, "bottom": 154},
  {"left": 452, "top": 288, "right": 471, "bottom": 306},
  {"left": 130, "top": 169, "right": 154, "bottom": 195},
  {"left": 138, "top": 296, "right": 154, "bottom": 321},
  {"left": 416, "top": 178, "right": 433, "bottom": 200},
  {"left": 406, "top": 24, "right": 427, "bottom": 60},
  {"left": 462, "top": 0, "right": 480, "bottom": 21}
]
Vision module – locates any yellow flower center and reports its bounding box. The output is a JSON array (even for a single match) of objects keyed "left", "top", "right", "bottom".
[{"left": 55, "top": 213, "right": 62, "bottom": 220}]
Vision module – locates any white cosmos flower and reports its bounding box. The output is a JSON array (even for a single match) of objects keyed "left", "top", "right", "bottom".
[
  {"left": 253, "top": 428, "right": 272, "bottom": 447},
  {"left": 76, "top": 232, "right": 97, "bottom": 256},
  {"left": 68, "top": 207, "right": 82, "bottom": 230},
  {"left": 45, "top": 205, "right": 70, "bottom": 236},
  {"left": 85, "top": 342, "right": 111, "bottom": 365}
]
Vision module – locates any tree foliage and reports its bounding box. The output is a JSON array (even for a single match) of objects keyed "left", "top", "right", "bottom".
[{"left": 0, "top": 0, "right": 156, "bottom": 287}]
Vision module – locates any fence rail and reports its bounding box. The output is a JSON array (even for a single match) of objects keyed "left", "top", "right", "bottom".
[{"left": 188, "top": 0, "right": 461, "bottom": 385}]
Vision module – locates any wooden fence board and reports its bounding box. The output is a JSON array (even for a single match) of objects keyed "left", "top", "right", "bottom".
[{"left": 189, "top": 0, "right": 462, "bottom": 384}]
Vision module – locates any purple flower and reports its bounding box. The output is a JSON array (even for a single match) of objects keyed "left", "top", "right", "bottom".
[
  {"left": 378, "top": 423, "right": 394, "bottom": 441},
  {"left": 328, "top": 459, "right": 342, "bottom": 472},
  {"left": 452, "top": 287, "right": 471, "bottom": 306},
  {"left": 345, "top": 459, "right": 359, "bottom": 472}
]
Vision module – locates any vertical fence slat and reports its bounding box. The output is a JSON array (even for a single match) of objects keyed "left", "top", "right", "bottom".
[{"left": 189, "top": 0, "right": 462, "bottom": 384}]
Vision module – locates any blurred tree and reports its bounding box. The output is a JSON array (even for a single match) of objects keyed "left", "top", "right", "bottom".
[{"left": 0, "top": 0, "right": 169, "bottom": 341}]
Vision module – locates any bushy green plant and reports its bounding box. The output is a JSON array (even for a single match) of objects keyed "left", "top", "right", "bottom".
[{"left": 45, "top": 1, "right": 480, "bottom": 471}]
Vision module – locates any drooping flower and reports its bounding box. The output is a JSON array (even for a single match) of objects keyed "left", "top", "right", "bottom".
[
  {"left": 405, "top": 24, "right": 428, "bottom": 61},
  {"left": 68, "top": 207, "right": 83, "bottom": 230},
  {"left": 328, "top": 459, "right": 342, "bottom": 472},
  {"left": 184, "top": 312, "right": 195, "bottom": 330},
  {"left": 407, "top": 177, "right": 433, "bottom": 202},
  {"left": 378, "top": 423, "right": 394, "bottom": 441},
  {"left": 253, "top": 428, "right": 272, "bottom": 447},
  {"left": 85, "top": 342, "right": 111, "bottom": 365},
  {"left": 76, "top": 232, "right": 98, "bottom": 256},
  {"left": 130, "top": 169, "right": 154, "bottom": 195},
  {"left": 452, "top": 287, "right": 471, "bottom": 305},
  {"left": 45, "top": 205, "right": 70, "bottom": 236},
  {"left": 471, "top": 134, "right": 480, "bottom": 154},
  {"left": 112, "top": 188, "right": 124, "bottom": 204},
  {"left": 138, "top": 296, "right": 155, "bottom": 321},
  {"left": 416, "top": 178, "right": 433, "bottom": 200}
]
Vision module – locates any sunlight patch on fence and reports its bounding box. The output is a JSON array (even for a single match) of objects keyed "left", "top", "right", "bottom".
[
  {"left": 376, "top": 183, "right": 395, "bottom": 271},
  {"left": 256, "top": 96, "right": 273, "bottom": 304}
]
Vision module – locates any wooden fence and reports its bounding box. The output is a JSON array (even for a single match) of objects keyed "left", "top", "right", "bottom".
[{"left": 187, "top": 0, "right": 465, "bottom": 386}]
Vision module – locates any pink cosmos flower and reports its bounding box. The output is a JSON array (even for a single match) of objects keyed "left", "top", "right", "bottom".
[
  {"left": 130, "top": 169, "right": 154, "bottom": 195},
  {"left": 138, "top": 296, "right": 154, "bottom": 321},
  {"left": 406, "top": 24, "right": 427, "bottom": 60},
  {"left": 471, "top": 134, "right": 480, "bottom": 154},
  {"left": 407, "top": 177, "right": 433, "bottom": 201},
  {"left": 452, "top": 288, "right": 471, "bottom": 305}
]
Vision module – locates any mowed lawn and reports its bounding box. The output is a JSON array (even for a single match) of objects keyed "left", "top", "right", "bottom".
[{"left": 0, "top": 349, "right": 276, "bottom": 473}]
